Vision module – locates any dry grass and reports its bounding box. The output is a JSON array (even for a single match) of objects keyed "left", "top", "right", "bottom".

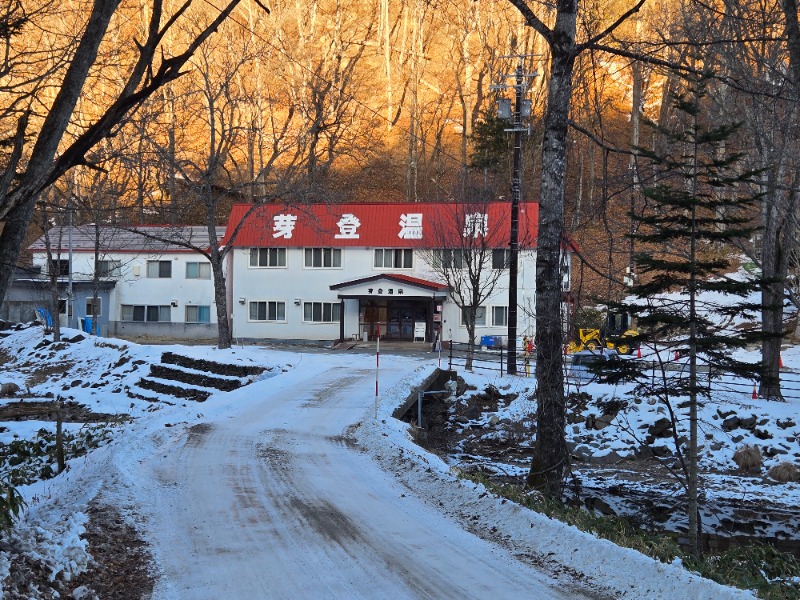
[
  {"left": 767, "top": 462, "right": 800, "bottom": 483},
  {"left": 733, "top": 444, "right": 763, "bottom": 473}
]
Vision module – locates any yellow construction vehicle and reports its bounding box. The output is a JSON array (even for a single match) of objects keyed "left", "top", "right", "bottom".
[{"left": 567, "top": 311, "right": 638, "bottom": 355}]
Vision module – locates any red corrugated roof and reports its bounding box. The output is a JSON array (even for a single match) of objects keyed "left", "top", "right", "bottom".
[
  {"left": 330, "top": 273, "right": 448, "bottom": 291},
  {"left": 221, "top": 201, "right": 539, "bottom": 249}
]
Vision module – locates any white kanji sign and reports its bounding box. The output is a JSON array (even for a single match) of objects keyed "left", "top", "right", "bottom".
[
  {"left": 462, "top": 213, "right": 488, "bottom": 238},
  {"left": 272, "top": 214, "right": 297, "bottom": 238},
  {"left": 335, "top": 213, "right": 361, "bottom": 239},
  {"left": 398, "top": 213, "right": 423, "bottom": 239}
]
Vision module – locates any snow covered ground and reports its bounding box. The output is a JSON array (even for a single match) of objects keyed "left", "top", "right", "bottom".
[{"left": 0, "top": 325, "right": 776, "bottom": 598}]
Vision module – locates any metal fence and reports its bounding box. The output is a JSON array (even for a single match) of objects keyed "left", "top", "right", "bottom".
[{"left": 445, "top": 342, "right": 800, "bottom": 400}]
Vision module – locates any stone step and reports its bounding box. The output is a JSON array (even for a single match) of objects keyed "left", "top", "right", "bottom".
[
  {"left": 136, "top": 377, "right": 213, "bottom": 402},
  {"left": 148, "top": 364, "right": 245, "bottom": 392},
  {"left": 160, "top": 352, "right": 266, "bottom": 378}
]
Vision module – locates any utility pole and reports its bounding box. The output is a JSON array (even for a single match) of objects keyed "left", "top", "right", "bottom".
[{"left": 494, "top": 58, "right": 536, "bottom": 375}]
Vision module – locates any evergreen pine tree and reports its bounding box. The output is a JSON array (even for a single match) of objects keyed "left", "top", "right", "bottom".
[{"left": 608, "top": 69, "right": 763, "bottom": 555}]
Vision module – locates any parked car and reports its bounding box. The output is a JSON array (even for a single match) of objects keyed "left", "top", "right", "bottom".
[{"left": 567, "top": 349, "right": 621, "bottom": 384}]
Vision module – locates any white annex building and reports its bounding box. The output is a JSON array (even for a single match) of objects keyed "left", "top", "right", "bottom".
[
  {"left": 223, "top": 201, "right": 566, "bottom": 345},
  {"left": 24, "top": 226, "right": 223, "bottom": 339}
]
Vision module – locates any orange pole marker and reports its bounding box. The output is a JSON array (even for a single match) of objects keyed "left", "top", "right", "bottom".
[
  {"left": 637, "top": 346, "right": 642, "bottom": 359},
  {"left": 752, "top": 384, "right": 758, "bottom": 400}
]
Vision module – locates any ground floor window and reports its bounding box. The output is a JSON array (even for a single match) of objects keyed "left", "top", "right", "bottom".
[
  {"left": 492, "top": 305, "right": 508, "bottom": 327},
  {"left": 461, "top": 306, "right": 486, "bottom": 327},
  {"left": 303, "top": 301, "right": 340, "bottom": 323},
  {"left": 185, "top": 305, "right": 211, "bottom": 323},
  {"left": 121, "top": 305, "right": 171, "bottom": 322},
  {"left": 249, "top": 301, "right": 286, "bottom": 322}
]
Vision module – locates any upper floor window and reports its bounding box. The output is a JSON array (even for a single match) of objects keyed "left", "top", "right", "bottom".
[
  {"left": 48, "top": 259, "right": 70, "bottom": 276},
  {"left": 374, "top": 248, "right": 413, "bottom": 269},
  {"left": 492, "top": 249, "right": 510, "bottom": 270},
  {"left": 185, "top": 305, "right": 211, "bottom": 323},
  {"left": 186, "top": 262, "right": 211, "bottom": 279},
  {"left": 96, "top": 260, "right": 121, "bottom": 278},
  {"left": 435, "top": 249, "right": 465, "bottom": 269},
  {"left": 304, "top": 248, "right": 341, "bottom": 268},
  {"left": 147, "top": 260, "right": 172, "bottom": 278},
  {"left": 250, "top": 248, "right": 286, "bottom": 268}
]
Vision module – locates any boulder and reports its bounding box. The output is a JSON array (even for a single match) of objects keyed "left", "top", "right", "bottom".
[
  {"left": 738, "top": 415, "right": 757, "bottom": 430},
  {"left": 594, "top": 413, "right": 616, "bottom": 430},
  {"left": 648, "top": 418, "right": 673, "bottom": 438},
  {"left": 722, "top": 416, "right": 740, "bottom": 432}
]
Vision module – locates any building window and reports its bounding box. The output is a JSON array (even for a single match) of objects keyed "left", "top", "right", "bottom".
[
  {"left": 48, "top": 259, "right": 70, "bottom": 276},
  {"left": 304, "top": 248, "right": 341, "bottom": 268},
  {"left": 435, "top": 249, "right": 465, "bottom": 269},
  {"left": 249, "top": 301, "right": 286, "bottom": 322},
  {"left": 96, "top": 260, "right": 121, "bottom": 278},
  {"left": 249, "top": 248, "right": 286, "bottom": 267},
  {"left": 85, "top": 297, "right": 102, "bottom": 317},
  {"left": 303, "top": 301, "right": 340, "bottom": 323},
  {"left": 121, "top": 305, "right": 171, "bottom": 322},
  {"left": 146, "top": 260, "right": 172, "bottom": 278},
  {"left": 374, "top": 248, "right": 413, "bottom": 269},
  {"left": 461, "top": 306, "right": 487, "bottom": 326},
  {"left": 492, "top": 249, "right": 510, "bottom": 270},
  {"left": 186, "top": 262, "right": 211, "bottom": 279},
  {"left": 185, "top": 305, "right": 211, "bottom": 323},
  {"left": 492, "top": 306, "right": 508, "bottom": 327}
]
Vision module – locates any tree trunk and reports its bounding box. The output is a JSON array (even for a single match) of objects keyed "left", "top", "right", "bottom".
[
  {"left": 0, "top": 199, "right": 39, "bottom": 317},
  {"left": 212, "top": 258, "right": 231, "bottom": 350},
  {"left": 527, "top": 1, "right": 577, "bottom": 497}
]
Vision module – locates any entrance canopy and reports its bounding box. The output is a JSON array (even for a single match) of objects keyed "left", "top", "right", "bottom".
[{"left": 330, "top": 273, "right": 448, "bottom": 300}]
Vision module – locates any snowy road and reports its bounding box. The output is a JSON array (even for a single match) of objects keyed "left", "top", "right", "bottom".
[{"left": 137, "top": 355, "right": 589, "bottom": 599}]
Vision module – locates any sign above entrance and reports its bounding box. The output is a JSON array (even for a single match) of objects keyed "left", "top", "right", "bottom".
[{"left": 367, "top": 288, "right": 403, "bottom": 295}]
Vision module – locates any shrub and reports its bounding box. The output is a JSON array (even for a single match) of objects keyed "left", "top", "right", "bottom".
[
  {"left": 767, "top": 462, "right": 800, "bottom": 483},
  {"left": 733, "top": 444, "right": 762, "bottom": 473}
]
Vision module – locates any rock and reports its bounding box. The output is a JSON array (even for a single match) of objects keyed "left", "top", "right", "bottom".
[
  {"left": 594, "top": 413, "right": 616, "bottom": 430},
  {"left": 754, "top": 428, "right": 774, "bottom": 440},
  {"left": 488, "top": 415, "right": 500, "bottom": 426},
  {"left": 648, "top": 418, "right": 673, "bottom": 438},
  {"left": 764, "top": 446, "right": 788, "bottom": 457},
  {"left": 584, "top": 415, "right": 596, "bottom": 430},
  {"left": 453, "top": 416, "right": 469, "bottom": 424},
  {"left": 777, "top": 418, "right": 796, "bottom": 430},
  {"left": 571, "top": 444, "right": 593, "bottom": 462},
  {"left": 590, "top": 450, "right": 624, "bottom": 465},
  {"left": 710, "top": 442, "right": 724, "bottom": 451},
  {"left": 722, "top": 416, "right": 741, "bottom": 431},
  {"left": 739, "top": 415, "right": 757, "bottom": 429},
  {"left": 731, "top": 434, "right": 745, "bottom": 444},
  {"left": 585, "top": 496, "right": 616, "bottom": 516},
  {"left": 717, "top": 408, "right": 736, "bottom": 419},
  {"left": 651, "top": 445, "right": 673, "bottom": 457}
]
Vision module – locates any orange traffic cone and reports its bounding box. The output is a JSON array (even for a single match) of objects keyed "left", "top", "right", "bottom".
[
  {"left": 752, "top": 384, "right": 758, "bottom": 400},
  {"left": 674, "top": 351, "right": 680, "bottom": 361},
  {"left": 637, "top": 346, "right": 642, "bottom": 358},
  {"left": 780, "top": 354, "right": 784, "bottom": 369}
]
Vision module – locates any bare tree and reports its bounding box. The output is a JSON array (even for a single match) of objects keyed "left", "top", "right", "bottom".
[
  {"left": 0, "top": 0, "right": 254, "bottom": 309},
  {"left": 505, "top": 0, "right": 647, "bottom": 496},
  {"left": 419, "top": 192, "right": 510, "bottom": 369}
]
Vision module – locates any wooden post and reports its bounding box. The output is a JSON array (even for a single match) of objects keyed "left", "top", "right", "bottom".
[{"left": 56, "top": 399, "right": 65, "bottom": 473}]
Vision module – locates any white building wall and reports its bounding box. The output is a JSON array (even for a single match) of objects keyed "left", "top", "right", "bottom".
[
  {"left": 229, "top": 245, "right": 541, "bottom": 345},
  {"left": 32, "top": 250, "right": 221, "bottom": 337}
]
